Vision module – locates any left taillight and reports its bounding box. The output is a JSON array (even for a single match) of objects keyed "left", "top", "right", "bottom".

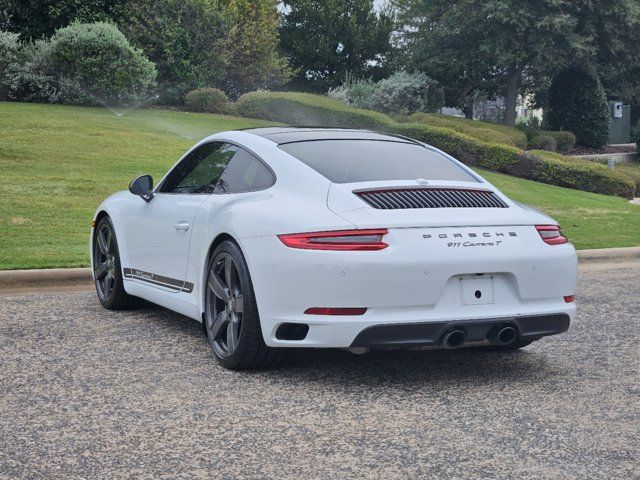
[
  {"left": 278, "top": 229, "right": 388, "bottom": 251},
  {"left": 536, "top": 225, "right": 568, "bottom": 245}
]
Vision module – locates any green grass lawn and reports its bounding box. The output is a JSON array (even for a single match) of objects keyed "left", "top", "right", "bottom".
[{"left": 1, "top": 102, "right": 638, "bottom": 270}]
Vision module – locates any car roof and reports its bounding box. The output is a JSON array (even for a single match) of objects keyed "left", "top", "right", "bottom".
[{"left": 242, "top": 127, "right": 419, "bottom": 145}]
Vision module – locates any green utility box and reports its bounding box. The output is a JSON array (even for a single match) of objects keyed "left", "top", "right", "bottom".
[{"left": 608, "top": 101, "right": 631, "bottom": 144}]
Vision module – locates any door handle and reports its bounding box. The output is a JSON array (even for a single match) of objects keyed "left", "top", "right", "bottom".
[{"left": 174, "top": 222, "right": 190, "bottom": 232}]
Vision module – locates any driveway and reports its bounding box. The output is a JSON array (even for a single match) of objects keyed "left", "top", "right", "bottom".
[{"left": 1, "top": 262, "right": 638, "bottom": 479}]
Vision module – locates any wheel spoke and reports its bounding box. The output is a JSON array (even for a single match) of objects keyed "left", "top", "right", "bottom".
[
  {"left": 224, "top": 254, "right": 235, "bottom": 292},
  {"left": 105, "top": 228, "right": 113, "bottom": 253},
  {"left": 209, "top": 310, "right": 227, "bottom": 340},
  {"left": 97, "top": 229, "right": 109, "bottom": 255},
  {"left": 227, "top": 320, "right": 239, "bottom": 353},
  {"left": 208, "top": 271, "right": 229, "bottom": 301},
  {"left": 233, "top": 294, "right": 243, "bottom": 314},
  {"left": 104, "top": 272, "right": 114, "bottom": 294},
  {"left": 94, "top": 261, "right": 108, "bottom": 279}
]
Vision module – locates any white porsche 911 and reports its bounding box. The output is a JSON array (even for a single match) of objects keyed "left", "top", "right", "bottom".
[{"left": 91, "top": 127, "right": 577, "bottom": 369}]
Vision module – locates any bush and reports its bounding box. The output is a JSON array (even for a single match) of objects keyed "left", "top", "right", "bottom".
[
  {"left": 328, "top": 72, "right": 444, "bottom": 117},
  {"left": 528, "top": 134, "right": 557, "bottom": 152},
  {"left": 516, "top": 151, "right": 636, "bottom": 199},
  {"left": 184, "top": 88, "right": 229, "bottom": 113},
  {"left": 234, "top": 91, "right": 392, "bottom": 129},
  {"left": 545, "top": 131, "right": 576, "bottom": 153},
  {"left": 547, "top": 67, "right": 609, "bottom": 148},
  {"left": 410, "top": 112, "right": 528, "bottom": 148},
  {"left": 33, "top": 22, "right": 157, "bottom": 106},
  {"left": 0, "top": 31, "right": 23, "bottom": 99},
  {"left": 634, "top": 120, "right": 640, "bottom": 147},
  {"left": 373, "top": 71, "right": 444, "bottom": 116},
  {"left": 328, "top": 77, "right": 378, "bottom": 111}
]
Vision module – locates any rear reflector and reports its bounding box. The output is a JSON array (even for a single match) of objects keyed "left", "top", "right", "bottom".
[
  {"left": 279, "top": 229, "right": 388, "bottom": 251},
  {"left": 564, "top": 295, "right": 575, "bottom": 303},
  {"left": 536, "top": 225, "right": 568, "bottom": 245},
  {"left": 304, "top": 307, "right": 367, "bottom": 315}
]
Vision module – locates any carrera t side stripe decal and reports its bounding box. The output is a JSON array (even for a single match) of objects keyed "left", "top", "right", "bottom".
[{"left": 123, "top": 268, "right": 194, "bottom": 293}]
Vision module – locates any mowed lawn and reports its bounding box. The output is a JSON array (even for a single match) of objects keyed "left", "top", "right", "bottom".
[{"left": 1, "top": 102, "right": 639, "bottom": 270}]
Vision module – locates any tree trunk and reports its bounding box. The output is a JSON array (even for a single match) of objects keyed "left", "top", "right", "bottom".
[
  {"left": 463, "top": 101, "right": 474, "bottom": 119},
  {"left": 503, "top": 62, "right": 523, "bottom": 127}
]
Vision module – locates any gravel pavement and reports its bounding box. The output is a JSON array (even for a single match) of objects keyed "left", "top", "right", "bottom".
[{"left": 1, "top": 263, "right": 638, "bottom": 479}]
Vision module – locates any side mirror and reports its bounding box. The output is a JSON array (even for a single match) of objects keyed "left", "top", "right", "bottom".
[{"left": 129, "top": 174, "right": 154, "bottom": 202}]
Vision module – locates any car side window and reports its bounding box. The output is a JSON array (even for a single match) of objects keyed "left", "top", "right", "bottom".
[
  {"left": 216, "top": 147, "right": 275, "bottom": 193},
  {"left": 160, "top": 142, "right": 237, "bottom": 194}
]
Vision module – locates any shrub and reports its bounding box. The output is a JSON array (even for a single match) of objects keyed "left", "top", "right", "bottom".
[
  {"left": 545, "top": 131, "right": 576, "bottom": 153},
  {"left": 547, "top": 67, "right": 609, "bottom": 148},
  {"left": 372, "top": 71, "right": 444, "bottom": 116},
  {"left": 515, "top": 151, "right": 636, "bottom": 199},
  {"left": 328, "top": 72, "right": 444, "bottom": 117},
  {"left": 234, "top": 91, "right": 392, "bottom": 129},
  {"left": 634, "top": 120, "right": 640, "bottom": 147},
  {"left": 0, "top": 31, "right": 29, "bottom": 100},
  {"left": 328, "top": 77, "right": 378, "bottom": 111},
  {"left": 34, "top": 22, "right": 157, "bottom": 106},
  {"left": 184, "top": 88, "right": 229, "bottom": 113},
  {"left": 410, "top": 112, "right": 528, "bottom": 148},
  {"left": 528, "top": 134, "right": 558, "bottom": 152}
]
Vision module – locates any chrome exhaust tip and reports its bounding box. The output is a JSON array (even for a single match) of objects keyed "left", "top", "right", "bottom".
[{"left": 442, "top": 329, "right": 466, "bottom": 349}]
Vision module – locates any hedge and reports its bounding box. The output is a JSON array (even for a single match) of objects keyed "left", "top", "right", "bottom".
[
  {"left": 385, "top": 122, "right": 522, "bottom": 172},
  {"left": 528, "top": 134, "right": 558, "bottom": 152},
  {"left": 234, "top": 91, "right": 392, "bottom": 129},
  {"left": 409, "top": 112, "right": 528, "bottom": 149},
  {"left": 606, "top": 161, "right": 640, "bottom": 196},
  {"left": 230, "top": 90, "right": 634, "bottom": 198},
  {"left": 385, "top": 124, "right": 635, "bottom": 198},
  {"left": 518, "top": 151, "right": 636, "bottom": 199}
]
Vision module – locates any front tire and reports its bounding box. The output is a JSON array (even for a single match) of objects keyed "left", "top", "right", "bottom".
[
  {"left": 204, "top": 240, "right": 288, "bottom": 370},
  {"left": 92, "top": 216, "right": 139, "bottom": 310}
]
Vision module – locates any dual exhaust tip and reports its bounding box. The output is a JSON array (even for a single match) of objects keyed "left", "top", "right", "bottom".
[{"left": 441, "top": 325, "right": 518, "bottom": 349}]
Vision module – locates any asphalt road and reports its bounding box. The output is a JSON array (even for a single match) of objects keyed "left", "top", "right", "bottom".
[{"left": 1, "top": 263, "right": 638, "bottom": 479}]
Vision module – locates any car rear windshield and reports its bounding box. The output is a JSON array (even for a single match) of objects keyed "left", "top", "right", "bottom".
[{"left": 279, "top": 140, "right": 479, "bottom": 183}]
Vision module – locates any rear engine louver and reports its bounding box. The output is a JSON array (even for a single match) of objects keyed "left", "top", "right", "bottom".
[{"left": 355, "top": 188, "right": 508, "bottom": 209}]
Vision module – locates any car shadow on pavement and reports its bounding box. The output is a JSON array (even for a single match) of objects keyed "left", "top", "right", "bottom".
[{"left": 144, "top": 304, "right": 561, "bottom": 390}]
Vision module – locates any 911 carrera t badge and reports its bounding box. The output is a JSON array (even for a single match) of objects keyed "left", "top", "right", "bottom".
[{"left": 423, "top": 231, "right": 517, "bottom": 247}]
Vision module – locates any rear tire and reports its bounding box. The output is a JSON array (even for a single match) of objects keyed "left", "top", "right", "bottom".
[
  {"left": 204, "top": 240, "right": 288, "bottom": 370},
  {"left": 93, "top": 216, "right": 140, "bottom": 310}
]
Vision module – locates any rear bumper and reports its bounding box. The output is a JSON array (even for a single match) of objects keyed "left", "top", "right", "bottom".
[{"left": 350, "top": 313, "right": 570, "bottom": 348}]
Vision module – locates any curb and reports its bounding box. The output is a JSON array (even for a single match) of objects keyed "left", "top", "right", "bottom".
[
  {"left": 577, "top": 247, "right": 640, "bottom": 264},
  {"left": 0, "top": 267, "right": 92, "bottom": 290},
  {"left": 1, "top": 247, "right": 639, "bottom": 292}
]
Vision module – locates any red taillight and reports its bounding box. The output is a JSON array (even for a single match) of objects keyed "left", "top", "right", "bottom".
[
  {"left": 564, "top": 295, "right": 575, "bottom": 303},
  {"left": 304, "top": 307, "right": 368, "bottom": 315},
  {"left": 278, "top": 229, "right": 388, "bottom": 251},
  {"left": 536, "top": 225, "right": 568, "bottom": 245}
]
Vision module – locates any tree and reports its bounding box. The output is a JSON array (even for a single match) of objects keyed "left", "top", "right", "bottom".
[
  {"left": 121, "top": 0, "right": 230, "bottom": 103},
  {"left": 571, "top": 0, "right": 640, "bottom": 124},
  {"left": 393, "top": 0, "right": 577, "bottom": 126},
  {"left": 547, "top": 67, "right": 609, "bottom": 148},
  {"left": 279, "top": 0, "right": 394, "bottom": 92},
  {"left": 220, "top": 0, "right": 290, "bottom": 96},
  {"left": 0, "top": 0, "right": 131, "bottom": 39}
]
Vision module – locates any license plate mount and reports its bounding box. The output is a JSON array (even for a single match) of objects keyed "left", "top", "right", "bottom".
[{"left": 460, "top": 277, "right": 495, "bottom": 305}]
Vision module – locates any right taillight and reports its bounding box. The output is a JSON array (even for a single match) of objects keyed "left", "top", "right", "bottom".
[{"left": 536, "top": 225, "right": 568, "bottom": 245}]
